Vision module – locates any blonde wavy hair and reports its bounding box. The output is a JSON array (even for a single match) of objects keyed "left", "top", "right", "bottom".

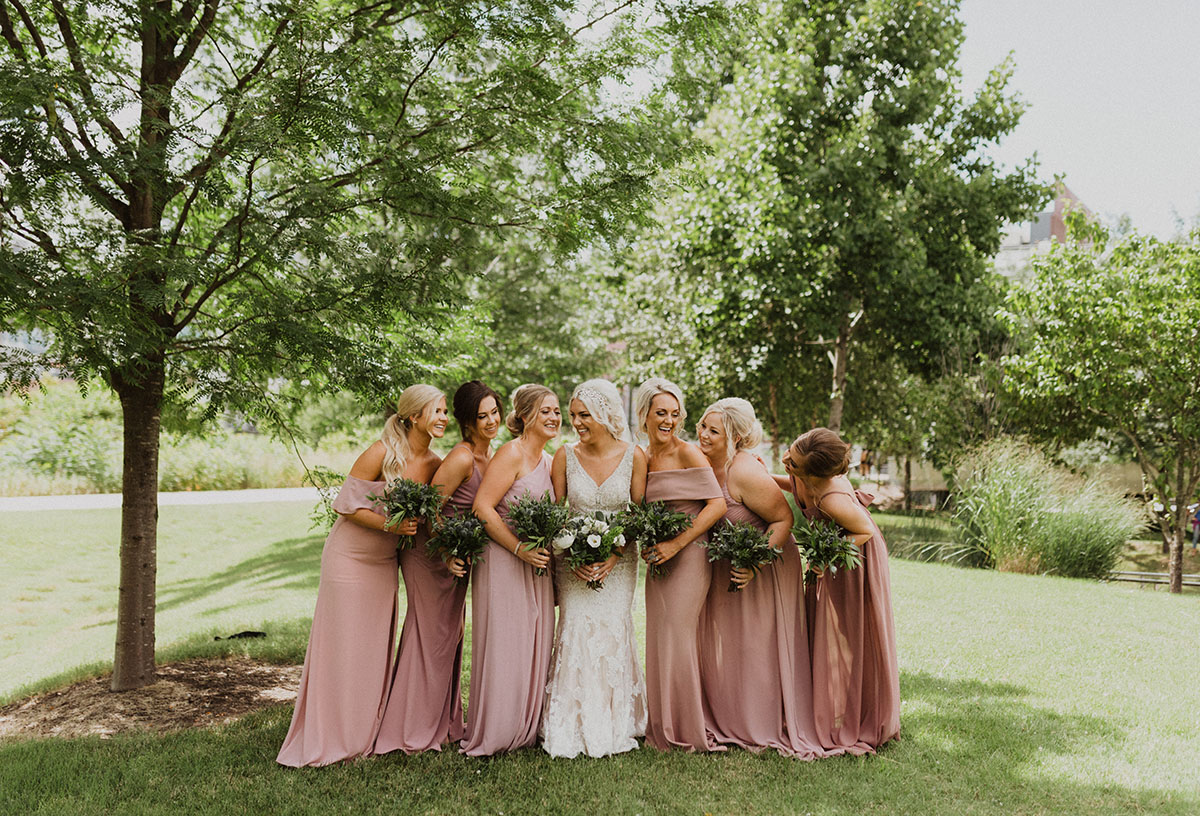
[
  {"left": 380, "top": 384, "right": 444, "bottom": 482},
  {"left": 571, "top": 378, "right": 627, "bottom": 441},
  {"left": 506, "top": 383, "right": 557, "bottom": 436},
  {"left": 700, "top": 397, "right": 764, "bottom": 468},
  {"left": 633, "top": 377, "right": 687, "bottom": 440}
]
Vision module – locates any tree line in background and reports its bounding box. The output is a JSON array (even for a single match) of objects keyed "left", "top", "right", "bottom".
[{"left": 1, "top": 0, "right": 1197, "bottom": 692}]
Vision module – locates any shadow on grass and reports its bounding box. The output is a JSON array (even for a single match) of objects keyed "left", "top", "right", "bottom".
[
  {"left": 155, "top": 534, "right": 327, "bottom": 614},
  {"left": 2, "top": 671, "right": 1196, "bottom": 815}
]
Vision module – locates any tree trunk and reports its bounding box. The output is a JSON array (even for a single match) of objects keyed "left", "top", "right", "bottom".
[
  {"left": 768, "top": 381, "right": 782, "bottom": 469},
  {"left": 903, "top": 456, "right": 912, "bottom": 511},
  {"left": 826, "top": 312, "right": 853, "bottom": 434},
  {"left": 111, "top": 362, "right": 165, "bottom": 690}
]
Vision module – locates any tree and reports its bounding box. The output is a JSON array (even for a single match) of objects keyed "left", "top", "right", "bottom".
[
  {"left": 0, "top": 0, "right": 693, "bottom": 689},
  {"left": 1001, "top": 217, "right": 1200, "bottom": 593},
  {"left": 618, "top": 0, "right": 1046, "bottom": 441}
]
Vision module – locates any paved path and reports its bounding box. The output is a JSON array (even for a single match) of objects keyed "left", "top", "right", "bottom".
[{"left": 0, "top": 487, "right": 322, "bottom": 512}]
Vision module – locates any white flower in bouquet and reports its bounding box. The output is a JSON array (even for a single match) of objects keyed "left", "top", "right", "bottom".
[
  {"left": 614, "top": 533, "right": 626, "bottom": 548},
  {"left": 587, "top": 533, "right": 603, "bottom": 548},
  {"left": 553, "top": 531, "right": 575, "bottom": 551}
]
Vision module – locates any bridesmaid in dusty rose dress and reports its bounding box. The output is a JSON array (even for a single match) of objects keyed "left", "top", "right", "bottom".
[
  {"left": 695, "top": 398, "right": 823, "bottom": 758},
  {"left": 278, "top": 384, "right": 447, "bottom": 767},
  {"left": 374, "top": 381, "right": 502, "bottom": 755},
  {"left": 461, "top": 383, "right": 560, "bottom": 756},
  {"left": 635, "top": 378, "right": 727, "bottom": 752},
  {"left": 784, "top": 427, "right": 900, "bottom": 755}
]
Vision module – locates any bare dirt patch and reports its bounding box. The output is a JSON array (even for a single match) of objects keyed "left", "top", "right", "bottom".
[{"left": 0, "top": 657, "right": 300, "bottom": 741}]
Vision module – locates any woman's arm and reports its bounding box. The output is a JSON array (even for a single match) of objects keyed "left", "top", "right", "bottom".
[
  {"left": 551, "top": 446, "right": 567, "bottom": 505},
  {"left": 629, "top": 446, "right": 647, "bottom": 504},
  {"left": 342, "top": 442, "right": 416, "bottom": 535},
  {"left": 431, "top": 445, "right": 473, "bottom": 508},
  {"left": 728, "top": 455, "right": 794, "bottom": 587},
  {"left": 819, "top": 493, "right": 875, "bottom": 548},
  {"left": 472, "top": 444, "right": 550, "bottom": 571}
]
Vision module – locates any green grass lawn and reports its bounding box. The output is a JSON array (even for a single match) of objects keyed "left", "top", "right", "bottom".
[{"left": 2, "top": 503, "right": 1200, "bottom": 814}]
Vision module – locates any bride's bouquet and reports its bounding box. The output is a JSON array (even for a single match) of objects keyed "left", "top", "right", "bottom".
[
  {"left": 614, "top": 499, "right": 692, "bottom": 578},
  {"left": 506, "top": 490, "right": 570, "bottom": 576},
  {"left": 705, "top": 520, "right": 783, "bottom": 592},
  {"left": 552, "top": 511, "right": 626, "bottom": 591},
  {"left": 792, "top": 516, "right": 862, "bottom": 585},
  {"left": 369, "top": 478, "right": 443, "bottom": 549},
  {"left": 427, "top": 511, "right": 489, "bottom": 584}
]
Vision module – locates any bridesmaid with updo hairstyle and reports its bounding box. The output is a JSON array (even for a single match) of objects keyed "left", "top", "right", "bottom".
[
  {"left": 461, "top": 383, "right": 561, "bottom": 756},
  {"left": 374, "top": 381, "right": 503, "bottom": 756},
  {"left": 278, "top": 384, "right": 447, "bottom": 767},
  {"left": 695, "top": 398, "right": 823, "bottom": 758},
  {"left": 784, "top": 427, "right": 900, "bottom": 755},
  {"left": 635, "top": 377, "right": 726, "bottom": 752}
]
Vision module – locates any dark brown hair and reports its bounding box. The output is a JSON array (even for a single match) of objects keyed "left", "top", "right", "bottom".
[
  {"left": 789, "top": 427, "right": 851, "bottom": 479},
  {"left": 452, "top": 380, "right": 503, "bottom": 442}
]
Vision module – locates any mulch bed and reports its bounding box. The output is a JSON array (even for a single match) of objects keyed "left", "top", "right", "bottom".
[{"left": 0, "top": 657, "right": 300, "bottom": 741}]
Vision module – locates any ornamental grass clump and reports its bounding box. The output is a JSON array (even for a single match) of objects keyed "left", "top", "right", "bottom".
[
  {"left": 428, "top": 512, "right": 489, "bottom": 584},
  {"left": 952, "top": 438, "right": 1145, "bottom": 579},
  {"left": 552, "top": 511, "right": 626, "bottom": 590},
  {"left": 506, "top": 491, "right": 570, "bottom": 576},
  {"left": 792, "top": 516, "right": 862, "bottom": 585},
  {"left": 370, "top": 478, "right": 444, "bottom": 549},
  {"left": 614, "top": 499, "right": 692, "bottom": 577},
  {"left": 705, "top": 520, "right": 782, "bottom": 592}
]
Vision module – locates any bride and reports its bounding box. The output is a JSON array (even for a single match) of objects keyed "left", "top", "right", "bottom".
[{"left": 543, "top": 378, "right": 648, "bottom": 758}]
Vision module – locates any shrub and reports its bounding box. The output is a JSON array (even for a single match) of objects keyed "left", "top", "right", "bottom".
[{"left": 952, "top": 439, "right": 1146, "bottom": 579}]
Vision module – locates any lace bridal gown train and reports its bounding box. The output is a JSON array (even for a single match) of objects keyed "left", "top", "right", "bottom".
[{"left": 541, "top": 443, "right": 647, "bottom": 758}]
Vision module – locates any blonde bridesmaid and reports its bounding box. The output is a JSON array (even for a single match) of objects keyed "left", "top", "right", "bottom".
[
  {"left": 784, "top": 427, "right": 900, "bottom": 755},
  {"left": 278, "top": 385, "right": 445, "bottom": 767},
  {"left": 374, "top": 381, "right": 502, "bottom": 755},
  {"left": 461, "top": 384, "right": 560, "bottom": 756},
  {"left": 636, "top": 378, "right": 726, "bottom": 752},
  {"left": 696, "top": 398, "right": 823, "bottom": 758}
]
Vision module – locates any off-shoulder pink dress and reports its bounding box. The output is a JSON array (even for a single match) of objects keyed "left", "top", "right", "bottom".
[
  {"left": 699, "top": 481, "right": 823, "bottom": 758},
  {"left": 460, "top": 453, "right": 556, "bottom": 756},
  {"left": 643, "top": 466, "right": 724, "bottom": 752},
  {"left": 277, "top": 476, "right": 399, "bottom": 767},
  {"left": 374, "top": 453, "right": 474, "bottom": 754},
  {"left": 797, "top": 480, "right": 900, "bottom": 755}
]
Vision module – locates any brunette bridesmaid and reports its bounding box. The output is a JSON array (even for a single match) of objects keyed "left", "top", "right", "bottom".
[
  {"left": 278, "top": 385, "right": 446, "bottom": 767},
  {"left": 635, "top": 378, "right": 726, "bottom": 752},
  {"left": 461, "top": 384, "right": 560, "bottom": 756},
  {"left": 373, "top": 382, "right": 502, "bottom": 755},
  {"left": 695, "top": 399, "right": 823, "bottom": 758},
  {"left": 784, "top": 427, "right": 900, "bottom": 755}
]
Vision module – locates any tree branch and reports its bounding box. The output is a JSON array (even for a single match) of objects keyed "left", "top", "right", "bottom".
[{"left": 48, "top": 0, "right": 132, "bottom": 154}]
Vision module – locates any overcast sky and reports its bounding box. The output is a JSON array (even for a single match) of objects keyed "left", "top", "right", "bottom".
[{"left": 957, "top": 0, "right": 1200, "bottom": 237}]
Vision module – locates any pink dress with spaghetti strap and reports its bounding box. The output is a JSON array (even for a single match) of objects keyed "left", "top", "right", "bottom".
[
  {"left": 277, "top": 476, "right": 399, "bottom": 767},
  {"left": 643, "top": 466, "right": 724, "bottom": 752},
  {"left": 699, "top": 480, "right": 824, "bottom": 758},
  {"left": 374, "top": 446, "right": 476, "bottom": 755},
  {"left": 460, "top": 453, "right": 556, "bottom": 756},
  {"left": 795, "top": 478, "right": 900, "bottom": 755}
]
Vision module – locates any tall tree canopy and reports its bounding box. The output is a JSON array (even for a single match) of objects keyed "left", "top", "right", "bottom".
[
  {"left": 617, "top": 0, "right": 1046, "bottom": 447},
  {"left": 0, "top": 0, "right": 702, "bottom": 689}
]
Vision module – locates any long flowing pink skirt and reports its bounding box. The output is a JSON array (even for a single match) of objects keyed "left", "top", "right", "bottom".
[
  {"left": 374, "top": 528, "right": 468, "bottom": 754},
  {"left": 701, "top": 543, "right": 823, "bottom": 758},
  {"left": 459, "top": 540, "right": 555, "bottom": 756},
  {"left": 277, "top": 516, "right": 398, "bottom": 767},
  {"left": 807, "top": 513, "right": 900, "bottom": 754}
]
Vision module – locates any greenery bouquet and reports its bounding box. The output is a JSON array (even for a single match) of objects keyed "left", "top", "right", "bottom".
[
  {"left": 506, "top": 491, "right": 570, "bottom": 576},
  {"left": 552, "top": 511, "right": 626, "bottom": 590},
  {"left": 792, "top": 516, "right": 862, "bottom": 585},
  {"left": 369, "top": 478, "right": 443, "bottom": 550},
  {"left": 614, "top": 500, "right": 692, "bottom": 577},
  {"left": 705, "top": 520, "right": 783, "bottom": 592},
  {"left": 428, "top": 512, "right": 489, "bottom": 584}
]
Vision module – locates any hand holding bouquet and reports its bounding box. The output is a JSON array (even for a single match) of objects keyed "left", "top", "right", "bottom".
[
  {"left": 552, "top": 511, "right": 626, "bottom": 590},
  {"left": 506, "top": 490, "right": 570, "bottom": 576},
  {"left": 428, "top": 511, "right": 489, "bottom": 584},
  {"left": 369, "top": 478, "right": 443, "bottom": 549},
  {"left": 792, "top": 516, "right": 862, "bottom": 585},
  {"left": 614, "top": 500, "right": 692, "bottom": 577},
  {"left": 705, "top": 520, "right": 783, "bottom": 592}
]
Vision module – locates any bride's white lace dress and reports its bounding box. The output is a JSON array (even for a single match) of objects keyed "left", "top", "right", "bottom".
[{"left": 541, "top": 442, "right": 647, "bottom": 758}]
